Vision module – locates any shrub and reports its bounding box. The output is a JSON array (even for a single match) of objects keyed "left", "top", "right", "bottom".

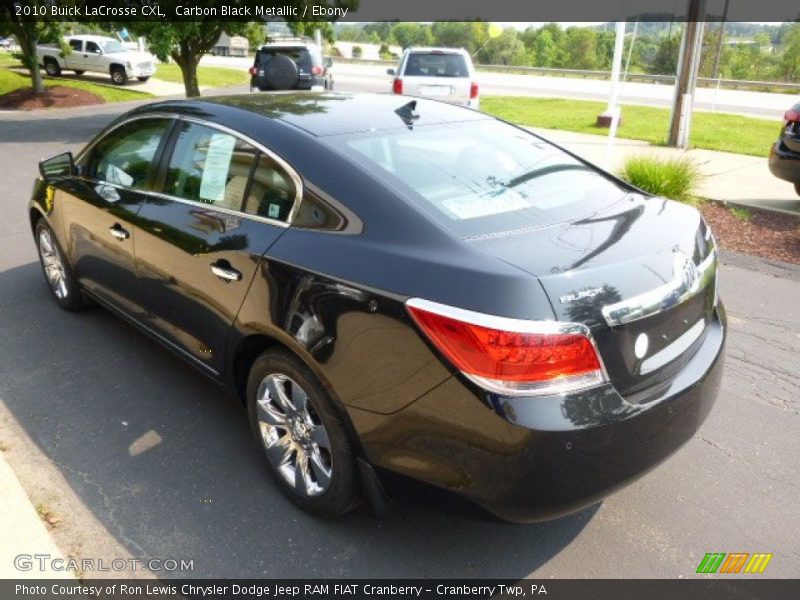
[
  {"left": 617, "top": 155, "right": 703, "bottom": 204},
  {"left": 351, "top": 45, "right": 363, "bottom": 58}
]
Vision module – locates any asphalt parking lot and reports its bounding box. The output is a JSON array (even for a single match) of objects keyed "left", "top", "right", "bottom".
[{"left": 0, "top": 102, "right": 798, "bottom": 578}]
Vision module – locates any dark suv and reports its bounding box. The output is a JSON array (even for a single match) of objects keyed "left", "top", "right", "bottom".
[{"left": 249, "top": 39, "right": 333, "bottom": 92}]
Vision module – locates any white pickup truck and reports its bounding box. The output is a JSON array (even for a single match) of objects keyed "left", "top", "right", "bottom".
[{"left": 37, "top": 35, "right": 155, "bottom": 85}]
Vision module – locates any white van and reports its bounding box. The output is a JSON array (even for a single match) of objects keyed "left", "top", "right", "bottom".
[{"left": 387, "top": 47, "right": 479, "bottom": 109}]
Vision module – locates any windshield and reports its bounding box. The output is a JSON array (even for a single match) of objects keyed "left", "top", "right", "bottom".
[
  {"left": 330, "top": 120, "right": 628, "bottom": 238},
  {"left": 101, "top": 40, "right": 127, "bottom": 54},
  {"left": 405, "top": 53, "right": 468, "bottom": 77}
]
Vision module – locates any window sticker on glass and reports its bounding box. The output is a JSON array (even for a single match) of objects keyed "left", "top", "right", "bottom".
[
  {"left": 199, "top": 133, "right": 236, "bottom": 203},
  {"left": 268, "top": 204, "right": 280, "bottom": 219}
]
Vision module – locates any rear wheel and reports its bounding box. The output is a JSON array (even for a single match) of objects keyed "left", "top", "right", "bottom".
[
  {"left": 246, "top": 349, "right": 360, "bottom": 518},
  {"left": 35, "top": 221, "right": 87, "bottom": 311},
  {"left": 44, "top": 59, "right": 61, "bottom": 77},
  {"left": 110, "top": 66, "right": 127, "bottom": 85}
]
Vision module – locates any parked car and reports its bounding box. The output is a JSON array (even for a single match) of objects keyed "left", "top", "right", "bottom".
[
  {"left": 388, "top": 47, "right": 479, "bottom": 109},
  {"left": 0, "top": 36, "right": 13, "bottom": 49},
  {"left": 768, "top": 101, "right": 800, "bottom": 197},
  {"left": 30, "top": 93, "right": 725, "bottom": 521},
  {"left": 249, "top": 36, "right": 333, "bottom": 92},
  {"left": 36, "top": 35, "right": 155, "bottom": 85}
]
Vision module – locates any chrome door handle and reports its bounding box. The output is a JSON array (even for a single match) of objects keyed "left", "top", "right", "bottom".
[
  {"left": 109, "top": 224, "right": 129, "bottom": 240},
  {"left": 210, "top": 262, "right": 242, "bottom": 282}
]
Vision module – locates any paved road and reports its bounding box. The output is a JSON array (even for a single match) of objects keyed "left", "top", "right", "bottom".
[
  {"left": 0, "top": 105, "right": 798, "bottom": 578},
  {"left": 202, "top": 55, "right": 795, "bottom": 121}
]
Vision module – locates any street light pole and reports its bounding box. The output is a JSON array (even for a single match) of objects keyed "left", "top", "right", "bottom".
[{"left": 668, "top": 0, "right": 707, "bottom": 148}]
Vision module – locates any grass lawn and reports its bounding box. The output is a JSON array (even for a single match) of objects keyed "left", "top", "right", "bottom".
[
  {"left": 481, "top": 96, "right": 779, "bottom": 157},
  {"left": 0, "top": 51, "right": 22, "bottom": 68},
  {"left": 155, "top": 63, "right": 249, "bottom": 88},
  {"left": 0, "top": 68, "right": 152, "bottom": 103}
]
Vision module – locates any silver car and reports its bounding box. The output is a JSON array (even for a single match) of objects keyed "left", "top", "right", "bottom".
[{"left": 388, "top": 47, "right": 479, "bottom": 109}]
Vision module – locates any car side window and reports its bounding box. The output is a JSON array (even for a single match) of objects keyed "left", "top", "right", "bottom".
[
  {"left": 68, "top": 39, "right": 82, "bottom": 52},
  {"left": 88, "top": 119, "right": 171, "bottom": 190},
  {"left": 243, "top": 152, "right": 297, "bottom": 222},
  {"left": 164, "top": 122, "right": 258, "bottom": 211},
  {"left": 85, "top": 41, "right": 100, "bottom": 54}
]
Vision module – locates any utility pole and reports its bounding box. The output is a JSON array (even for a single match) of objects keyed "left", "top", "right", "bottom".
[
  {"left": 711, "top": 0, "right": 730, "bottom": 79},
  {"left": 668, "top": 0, "right": 706, "bottom": 148}
]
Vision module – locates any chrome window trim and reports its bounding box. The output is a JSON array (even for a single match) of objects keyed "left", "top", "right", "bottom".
[
  {"left": 405, "top": 297, "right": 610, "bottom": 397},
  {"left": 75, "top": 112, "right": 303, "bottom": 228}
]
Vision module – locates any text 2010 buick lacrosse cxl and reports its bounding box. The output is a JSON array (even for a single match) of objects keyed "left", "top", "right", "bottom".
[{"left": 30, "top": 93, "right": 725, "bottom": 521}]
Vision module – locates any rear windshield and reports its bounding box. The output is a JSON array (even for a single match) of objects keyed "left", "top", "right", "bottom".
[
  {"left": 330, "top": 120, "right": 628, "bottom": 238},
  {"left": 404, "top": 53, "right": 468, "bottom": 77},
  {"left": 257, "top": 47, "right": 316, "bottom": 66}
]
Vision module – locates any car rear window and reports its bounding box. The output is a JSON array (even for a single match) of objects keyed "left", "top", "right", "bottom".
[
  {"left": 404, "top": 53, "right": 468, "bottom": 77},
  {"left": 331, "top": 120, "right": 628, "bottom": 238},
  {"left": 257, "top": 47, "right": 313, "bottom": 67}
]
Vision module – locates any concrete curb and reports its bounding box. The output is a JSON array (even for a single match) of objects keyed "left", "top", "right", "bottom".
[{"left": 0, "top": 450, "right": 74, "bottom": 579}]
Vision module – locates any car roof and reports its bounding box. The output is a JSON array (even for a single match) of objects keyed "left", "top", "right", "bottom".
[
  {"left": 66, "top": 35, "right": 116, "bottom": 43},
  {"left": 405, "top": 47, "right": 469, "bottom": 55},
  {"left": 133, "top": 92, "right": 491, "bottom": 137}
]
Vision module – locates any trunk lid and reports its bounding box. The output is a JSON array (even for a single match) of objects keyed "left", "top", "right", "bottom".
[{"left": 469, "top": 195, "right": 718, "bottom": 396}]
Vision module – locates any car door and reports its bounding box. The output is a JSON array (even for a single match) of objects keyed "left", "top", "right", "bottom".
[
  {"left": 64, "top": 117, "right": 174, "bottom": 315},
  {"left": 134, "top": 119, "right": 297, "bottom": 375},
  {"left": 65, "top": 38, "right": 86, "bottom": 71},
  {"left": 82, "top": 40, "right": 106, "bottom": 73}
]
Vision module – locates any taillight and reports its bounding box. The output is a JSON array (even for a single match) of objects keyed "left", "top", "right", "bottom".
[
  {"left": 407, "top": 299, "right": 606, "bottom": 396},
  {"left": 248, "top": 67, "right": 257, "bottom": 76},
  {"left": 311, "top": 65, "right": 323, "bottom": 76},
  {"left": 393, "top": 78, "right": 403, "bottom": 94},
  {"left": 470, "top": 81, "right": 479, "bottom": 99},
  {"left": 784, "top": 107, "right": 799, "bottom": 125}
]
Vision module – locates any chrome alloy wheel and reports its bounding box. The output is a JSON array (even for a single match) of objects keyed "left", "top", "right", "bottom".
[
  {"left": 38, "top": 228, "right": 68, "bottom": 300},
  {"left": 256, "top": 373, "right": 333, "bottom": 497}
]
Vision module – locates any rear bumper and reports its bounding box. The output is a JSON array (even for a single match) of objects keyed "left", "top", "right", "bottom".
[
  {"left": 351, "top": 306, "right": 726, "bottom": 522},
  {"left": 769, "top": 140, "right": 800, "bottom": 184}
]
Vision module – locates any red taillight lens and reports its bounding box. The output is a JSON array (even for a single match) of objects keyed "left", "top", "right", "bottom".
[
  {"left": 470, "top": 81, "right": 479, "bottom": 99},
  {"left": 248, "top": 67, "right": 257, "bottom": 76},
  {"left": 784, "top": 108, "right": 799, "bottom": 124},
  {"left": 407, "top": 302, "right": 603, "bottom": 391},
  {"left": 311, "top": 65, "right": 323, "bottom": 76},
  {"left": 393, "top": 78, "right": 403, "bottom": 94}
]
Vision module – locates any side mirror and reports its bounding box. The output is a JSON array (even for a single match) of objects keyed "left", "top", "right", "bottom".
[
  {"left": 386, "top": 68, "right": 395, "bottom": 76},
  {"left": 323, "top": 57, "right": 333, "bottom": 69},
  {"left": 39, "top": 152, "right": 75, "bottom": 181}
]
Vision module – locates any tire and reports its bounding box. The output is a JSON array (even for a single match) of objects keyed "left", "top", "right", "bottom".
[
  {"left": 795, "top": 182, "right": 800, "bottom": 197},
  {"left": 34, "top": 220, "right": 87, "bottom": 312},
  {"left": 73, "top": 70, "right": 85, "bottom": 76},
  {"left": 110, "top": 66, "right": 128, "bottom": 85},
  {"left": 137, "top": 76, "right": 150, "bottom": 82},
  {"left": 263, "top": 54, "right": 299, "bottom": 91},
  {"left": 246, "top": 349, "right": 360, "bottom": 518},
  {"left": 44, "top": 58, "right": 61, "bottom": 77}
]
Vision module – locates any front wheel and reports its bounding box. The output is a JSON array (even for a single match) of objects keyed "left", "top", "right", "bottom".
[
  {"left": 137, "top": 76, "right": 150, "bottom": 82},
  {"left": 246, "top": 349, "right": 360, "bottom": 518},
  {"left": 110, "top": 67, "right": 128, "bottom": 85},
  {"left": 35, "top": 221, "right": 87, "bottom": 311}
]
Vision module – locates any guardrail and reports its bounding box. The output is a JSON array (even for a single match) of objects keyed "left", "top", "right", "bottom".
[{"left": 333, "top": 56, "right": 800, "bottom": 93}]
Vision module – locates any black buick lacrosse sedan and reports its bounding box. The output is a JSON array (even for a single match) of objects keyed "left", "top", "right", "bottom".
[{"left": 30, "top": 93, "right": 725, "bottom": 521}]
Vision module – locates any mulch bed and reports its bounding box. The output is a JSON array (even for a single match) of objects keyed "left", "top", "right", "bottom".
[
  {"left": 700, "top": 201, "right": 800, "bottom": 266},
  {"left": 0, "top": 85, "right": 104, "bottom": 110}
]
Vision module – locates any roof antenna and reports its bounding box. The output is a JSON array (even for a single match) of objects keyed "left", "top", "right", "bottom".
[{"left": 394, "top": 100, "right": 420, "bottom": 129}]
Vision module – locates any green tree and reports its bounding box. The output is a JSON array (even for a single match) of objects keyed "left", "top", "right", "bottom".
[
  {"left": 287, "top": 22, "right": 335, "bottom": 44},
  {"left": 777, "top": 24, "right": 800, "bottom": 81},
  {"left": 478, "top": 29, "right": 526, "bottom": 66},
  {"left": 0, "top": 1, "right": 67, "bottom": 95},
  {"left": 562, "top": 27, "right": 599, "bottom": 70},
  {"left": 533, "top": 29, "right": 558, "bottom": 67},
  {"left": 651, "top": 29, "right": 682, "bottom": 74},
  {"left": 389, "top": 23, "right": 433, "bottom": 49},
  {"left": 431, "top": 21, "right": 489, "bottom": 56}
]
